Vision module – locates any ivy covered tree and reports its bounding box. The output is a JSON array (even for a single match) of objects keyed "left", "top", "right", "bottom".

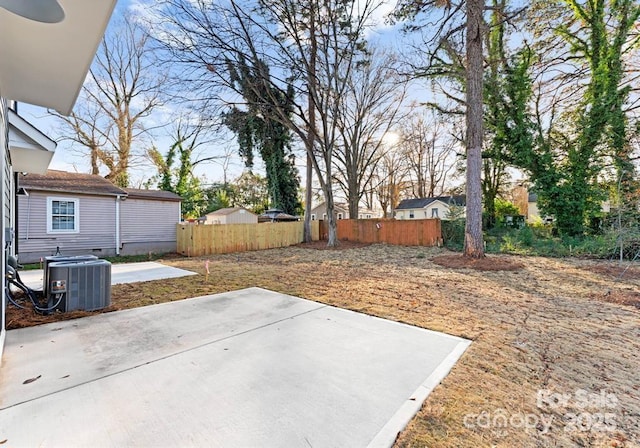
[
  {"left": 147, "top": 123, "right": 208, "bottom": 219},
  {"left": 222, "top": 57, "right": 301, "bottom": 216},
  {"left": 149, "top": 0, "right": 385, "bottom": 246},
  {"left": 511, "top": 0, "right": 640, "bottom": 236},
  {"left": 482, "top": 0, "right": 524, "bottom": 228}
]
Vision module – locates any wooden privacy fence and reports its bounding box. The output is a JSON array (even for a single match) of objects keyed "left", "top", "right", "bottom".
[
  {"left": 177, "top": 221, "right": 320, "bottom": 256},
  {"left": 320, "top": 219, "right": 442, "bottom": 246}
]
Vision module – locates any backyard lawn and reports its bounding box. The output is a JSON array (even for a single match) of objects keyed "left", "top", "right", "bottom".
[{"left": 6, "top": 243, "right": 640, "bottom": 447}]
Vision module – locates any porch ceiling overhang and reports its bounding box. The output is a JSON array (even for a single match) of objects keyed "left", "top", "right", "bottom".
[
  {"left": 0, "top": 0, "right": 117, "bottom": 115},
  {"left": 8, "top": 109, "right": 55, "bottom": 174}
]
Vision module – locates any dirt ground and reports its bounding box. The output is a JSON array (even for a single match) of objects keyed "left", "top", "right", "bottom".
[{"left": 6, "top": 243, "right": 640, "bottom": 447}]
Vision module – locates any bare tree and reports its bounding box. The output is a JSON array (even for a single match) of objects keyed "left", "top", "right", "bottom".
[
  {"left": 373, "top": 147, "right": 411, "bottom": 217},
  {"left": 399, "top": 110, "right": 457, "bottom": 198},
  {"left": 332, "top": 47, "right": 409, "bottom": 219},
  {"left": 303, "top": 2, "right": 318, "bottom": 242},
  {"left": 152, "top": 0, "right": 385, "bottom": 245},
  {"left": 52, "top": 15, "right": 166, "bottom": 187}
]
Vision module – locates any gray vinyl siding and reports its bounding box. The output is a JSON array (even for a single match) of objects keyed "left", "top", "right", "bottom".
[
  {"left": 231, "top": 211, "right": 257, "bottom": 224},
  {"left": 3, "top": 106, "right": 10, "bottom": 235},
  {"left": 1, "top": 97, "right": 7, "bottom": 338},
  {"left": 221, "top": 210, "right": 257, "bottom": 224},
  {"left": 120, "top": 198, "right": 179, "bottom": 253},
  {"left": 18, "top": 192, "right": 117, "bottom": 262}
]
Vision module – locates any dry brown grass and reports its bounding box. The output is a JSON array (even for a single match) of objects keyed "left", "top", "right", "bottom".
[{"left": 6, "top": 244, "right": 640, "bottom": 447}]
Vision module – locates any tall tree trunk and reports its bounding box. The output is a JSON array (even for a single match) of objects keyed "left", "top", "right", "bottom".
[
  {"left": 324, "top": 184, "right": 339, "bottom": 246},
  {"left": 348, "top": 175, "right": 359, "bottom": 219},
  {"left": 464, "top": 0, "right": 485, "bottom": 258},
  {"left": 303, "top": 3, "right": 317, "bottom": 244},
  {"left": 304, "top": 152, "right": 313, "bottom": 242}
]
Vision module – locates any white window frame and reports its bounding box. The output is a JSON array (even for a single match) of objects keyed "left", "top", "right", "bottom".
[
  {"left": 47, "top": 197, "right": 80, "bottom": 234},
  {"left": 337, "top": 213, "right": 343, "bottom": 220},
  {"left": 409, "top": 210, "right": 415, "bottom": 219},
  {"left": 311, "top": 214, "right": 316, "bottom": 221},
  {"left": 431, "top": 208, "right": 439, "bottom": 218}
]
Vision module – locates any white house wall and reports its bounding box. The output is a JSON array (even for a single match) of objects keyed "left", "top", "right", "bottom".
[
  {"left": 18, "top": 192, "right": 117, "bottom": 263},
  {"left": 528, "top": 202, "right": 540, "bottom": 223},
  {"left": 222, "top": 210, "right": 258, "bottom": 225},
  {"left": 120, "top": 198, "right": 179, "bottom": 255},
  {"left": 310, "top": 203, "right": 349, "bottom": 220},
  {"left": 425, "top": 203, "right": 447, "bottom": 219},
  {"left": 395, "top": 202, "right": 462, "bottom": 221}
]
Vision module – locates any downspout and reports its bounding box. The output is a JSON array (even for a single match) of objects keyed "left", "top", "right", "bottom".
[
  {"left": 25, "top": 192, "right": 30, "bottom": 240},
  {"left": 12, "top": 172, "right": 17, "bottom": 256},
  {"left": 115, "top": 195, "right": 121, "bottom": 256}
]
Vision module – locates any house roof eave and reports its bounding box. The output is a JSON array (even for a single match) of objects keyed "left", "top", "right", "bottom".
[
  {"left": 8, "top": 109, "right": 56, "bottom": 174},
  {"left": 22, "top": 186, "right": 123, "bottom": 197},
  {"left": 0, "top": 0, "right": 117, "bottom": 115}
]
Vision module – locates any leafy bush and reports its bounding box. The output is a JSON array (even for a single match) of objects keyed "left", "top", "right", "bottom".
[
  {"left": 519, "top": 226, "right": 534, "bottom": 247},
  {"left": 492, "top": 225, "right": 625, "bottom": 259},
  {"left": 441, "top": 219, "right": 465, "bottom": 250},
  {"left": 442, "top": 218, "right": 628, "bottom": 259},
  {"left": 495, "top": 198, "right": 520, "bottom": 220}
]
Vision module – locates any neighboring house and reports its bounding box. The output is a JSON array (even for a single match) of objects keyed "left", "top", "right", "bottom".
[
  {"left": 511, "top": 185, "right": 549, "bottom": 223},
  {"left": 200, "top": 207, "right": 258, "bottom": 224},
  {"left": 527, "top": 193, "right": 542, "bottom": 223},
  {"left": 527, "top": 191, "right": 609, "bottom": 224},
  {"left": 17, "top": 171, "right": 182, "bottom": 263},
  {"left": 394, "top": 195, "right": 466, "bottom": 220},
  {"left": 310, "top": 202, "right": 378, "bottom": 220},
  {"left": 120, "top": 188, "right": 182, "bottom": 256},
  {"left": 258, "top": 209, "right": 300, "bottom": 222},
  {"left": 0, "top": 1, "right": 117, "bottom": 356},
  {"left": 527, "top": 193, "right": 559, "bottom": 224},
  {"left": 510, "top": 184, "right": 529, "bottom": 217},
  {"left": 357, "top": 209, "right": 377, "bottom": 219}
]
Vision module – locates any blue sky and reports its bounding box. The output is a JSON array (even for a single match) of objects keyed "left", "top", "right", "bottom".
[
  {"left": 18, "top": 0, "right": 440, "bottom": 192},
  {"left": 16, "top": 0, "right": 243, "bottom": 187}
]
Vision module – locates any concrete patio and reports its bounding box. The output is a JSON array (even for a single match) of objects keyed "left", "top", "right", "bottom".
[
  {"left": 19, "top": 261, "right": 198, "bottom": 290},
  {"left": 0, "top": 287, "right": 470, "bottom": 447}
]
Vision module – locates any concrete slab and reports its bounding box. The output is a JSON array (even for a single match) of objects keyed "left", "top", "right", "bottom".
[
  {"left": 19, "top": 261, "right": 197, "bottom": 290},
  {"left": 0, "top": 288, "right": 470, "bottom": 447}
]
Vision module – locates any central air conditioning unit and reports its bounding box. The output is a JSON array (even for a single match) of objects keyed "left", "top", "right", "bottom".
[
  {"left": 42, "top": 254, "right": 98, "bottom": 296},
  {"left": 47, "top": 260, "right": 112, "bottom": 312}
]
